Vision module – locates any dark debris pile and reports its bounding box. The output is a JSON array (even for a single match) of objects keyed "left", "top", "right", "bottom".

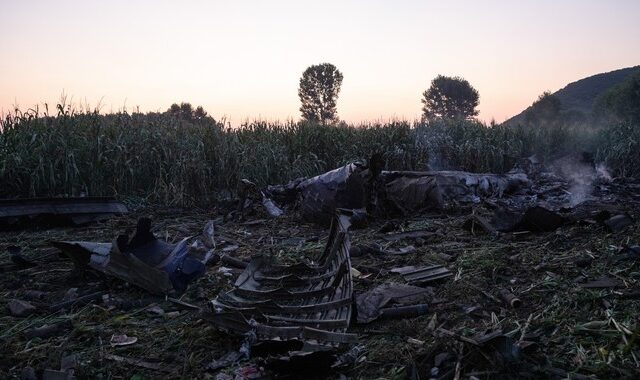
[{"left": 1, "top": 156, "right": 640, "bottom": 379}]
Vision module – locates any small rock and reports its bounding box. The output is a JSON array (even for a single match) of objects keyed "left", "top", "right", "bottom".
[{"left": 8, "top": 299, "right": 36, "bottom": 317}]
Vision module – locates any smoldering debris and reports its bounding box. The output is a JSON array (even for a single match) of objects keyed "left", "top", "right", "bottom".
[
  {"left": 3, "top": 153, "right": 640, "bottom": 379},
  {"left": 258, "top": 156, "right": 532, "bottom": 225},
  {"left": 233, "top": 154, "right": 636, "bottom": 241}
]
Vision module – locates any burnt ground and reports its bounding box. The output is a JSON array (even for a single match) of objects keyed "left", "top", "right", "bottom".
[{"left": 1, "top": 197, "right": 640, "bottom": 379}]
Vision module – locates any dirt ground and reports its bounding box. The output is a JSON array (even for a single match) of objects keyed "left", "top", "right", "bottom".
[{"left": 1, "top": 197, "right": 640, "bottom": 379}]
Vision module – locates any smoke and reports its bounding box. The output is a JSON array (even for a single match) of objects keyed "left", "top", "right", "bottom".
[
  {"left": 596, "top": 163, "right": 613, "bottom": 182},
  {"left": 550, "top": 157, "right": 612, "bottom": 206}
]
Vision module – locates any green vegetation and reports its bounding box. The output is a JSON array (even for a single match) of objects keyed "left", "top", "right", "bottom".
[
  {"left": 524, "top": 91, "right": 562, "bottom": 125},
  {"left": 2, "top": 101, "right": 637, "bottom": 206},
  {"left": 595, "top": 70, "right": 640, "bottom": 124},
  {"left": 298, "top": 63, "right": 344, "bottom": 124},
  {"left": 421, "top": 75, "right": 480, "bottom": 122},
  {"left": 505, "top": 65, "right": 640, "bottom": 126}
]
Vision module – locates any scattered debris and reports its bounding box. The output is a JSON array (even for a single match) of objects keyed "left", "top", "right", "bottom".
[
  {"left": 400, "top": 264, "right": 452, "bottom": 284},
  {"left": 110, "top": 334, "right": 138, "bottom": 347},
  {"left": 291, "top": 158, "right": 381, "bottom": 225},
  {"left": 48, "top": 291, "right": 105, "bottom": 312},
  {"left": 492, "top": 206, "right": 567, "bottom": 232},
  {"left": 378, "top": 229, "right": 436, "bottom": 242},
  {"left": 356, "top": 283, "right": 433, "bottom": 323},
  {"left": 612, "top": 244, "right": 640, "bottom": 263},
  {"left": 60, "top": 354, "right": 78, "bottom": 372},
  {"left": 218, "top": 254, "right": 249, "bottom": 269},
  {"left": 604, "top": 213, "right": 633, "bottom": 233},
  {"left": 20, "top": 367, "right": 36, "bottom": 380},
  {"left": 3, "top": 156, "right": 640, "bottom": 378},
  {"left": 23, "top": 321, "right": 73, "bottom": 339},
  {"left": 7, "top": 245, "right": 37, "bottom": 268},
  {"left": 206, "top": 351, "right": 244, "bottom": 372},
  {"left": 580, "top": 277, "right": 623, "bottom": 288},
  {"left": 497, "top": 289, "right": 522, "bottom": 308},
  {"left": 383, "top": 245, "right": 417, "bottom": 255},
  {"left": 42, "top": 368, "right": 72, "bottom": 380},
  {"left": 204, "top": 211, "right": 357, "bottom": 347},
  {"left": 8, "top": 299, "right": 36, "bottom": 317},
  {"left": 0, "top": 196, "right": 128, "bottom": 228},
  {"left": 379, "top": 170, "right": 530, "bottom": 214},
  {"left": 53, "top": 218, "right": 214, "bottom": 294},
  {"left": 463, "top": 214, "right": 498, "bottom": 235},
  {"left": 379, "top": 304, "right": 429, "bottom": 320},
  {"left": 104, "top": 354, "right": 175, "bottom": 373},
  {"left": 261, "top": 192, "right": 284, "bottom": 218}
]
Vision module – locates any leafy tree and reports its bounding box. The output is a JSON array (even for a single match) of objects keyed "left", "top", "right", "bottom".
[
  {"left": 167, "top": 102, "right": 209, "bottom": 121},
  {"left": 524, "top": 91, "right": 562, "bottom": 125},
  {"left": 421, "top": 75, "right": 479, "bottom": 122},
  {"left": 298, "top": 63, "right": 343, "bottom": 123},
  {"left": 594, "top": 70, "right": 640, "bottom": 123},
  {"left": 194, "top": 106, "right": 208, "bottom": 120}
]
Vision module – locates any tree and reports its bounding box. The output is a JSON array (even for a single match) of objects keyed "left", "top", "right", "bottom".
[
  {"left": 166, "top": 102, "right": 209, "bottom": 121},
  {"left": 594, "top": 70, "right": 640, "bottom": 123},
  {"left": 524, "top": 91, "right": 562, "bottom": 125},
  {"left": 421, "top": 75, "right": 479, "bottom": 122},
  {"left": 298, "top": 63, "right": 343, "bottom": 123}
]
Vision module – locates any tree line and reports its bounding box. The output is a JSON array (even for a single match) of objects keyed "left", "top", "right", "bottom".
[
  {"left": 296, "top": 63, "right": 639, "bottom": 126},
  {"left": 166, "top": 63, "right": 639, "bottom": 126},
  {"left": 297, "top": 63, "right": 479, "bottom": 124}
]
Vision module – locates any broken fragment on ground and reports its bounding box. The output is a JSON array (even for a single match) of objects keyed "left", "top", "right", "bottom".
[{"left": 1, "top": 156, "right": 640, "bottom": 378}]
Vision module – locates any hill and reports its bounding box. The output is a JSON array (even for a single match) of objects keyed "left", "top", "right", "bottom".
[{"left": 504, "top": 65, "right": 640, "bottom": 125}]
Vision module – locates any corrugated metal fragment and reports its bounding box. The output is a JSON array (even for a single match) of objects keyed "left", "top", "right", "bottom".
[{"left": 205, "top": 211, "right": 357, "bottom": 346}]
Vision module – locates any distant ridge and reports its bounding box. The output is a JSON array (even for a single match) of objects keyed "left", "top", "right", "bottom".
[{"left": 504, "top": 65, "right": 640, "bottom": 125}]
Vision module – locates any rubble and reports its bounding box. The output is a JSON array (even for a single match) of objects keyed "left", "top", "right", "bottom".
[
  {"left": 604, "top": 213, "right": 634, "bottom": 232},
  {"left": 2, "top": 156, "right": 640, "bottom": 378},
  {"left": 204, "top": 211, "right": 357, "bottom": 346},
  {"left": 267, "top": 157, "right": 383, "bottom": 225},
  {"left": 355, "top": 283, "right": 433, "bottom": 323},
  {"left": 263, "top": 158, "right": 532, "bottom": 225},
  {"left": 378, "top": 170, "right": 530, "bottom": 214},
  {"left": 0, "top": 196, "right": 128, "bottom": 228},
  {"left": 23, "top": 321, "right": 73, "bottom": 339},
  {"left": 497, "top": 289, "right": 522, "bottom": 308},
  {"left": 401, "top": 264, "right": 453, "bottom": 284},
  {"left": 53, "top": 218, "right": 214, "bottom": 294},
  {"left": 8, "top": 299, "right": 36, "bottom": 317}
]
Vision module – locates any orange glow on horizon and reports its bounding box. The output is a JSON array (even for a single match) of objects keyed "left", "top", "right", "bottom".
[{"left": 2, "top": 0, "right": 639, "bottom": 124}]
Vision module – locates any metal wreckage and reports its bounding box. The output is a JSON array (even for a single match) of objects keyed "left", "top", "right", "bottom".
[{"left": 49, "top": 154, "right": 631, "bottom": 373}]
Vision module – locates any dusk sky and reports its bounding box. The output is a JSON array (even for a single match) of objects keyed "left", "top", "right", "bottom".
[{"left": 2, "top": 0, "right": 639, "bottom": 124}]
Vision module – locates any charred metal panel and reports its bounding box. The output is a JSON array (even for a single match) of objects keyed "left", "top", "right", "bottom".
[{"left": 205, "top": 212, "right": 357, "bottom": 346}]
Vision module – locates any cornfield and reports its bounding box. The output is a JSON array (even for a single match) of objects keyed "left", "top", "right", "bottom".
[{"left": 0, "top": 104, "right": 633, "bottom": 205}]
